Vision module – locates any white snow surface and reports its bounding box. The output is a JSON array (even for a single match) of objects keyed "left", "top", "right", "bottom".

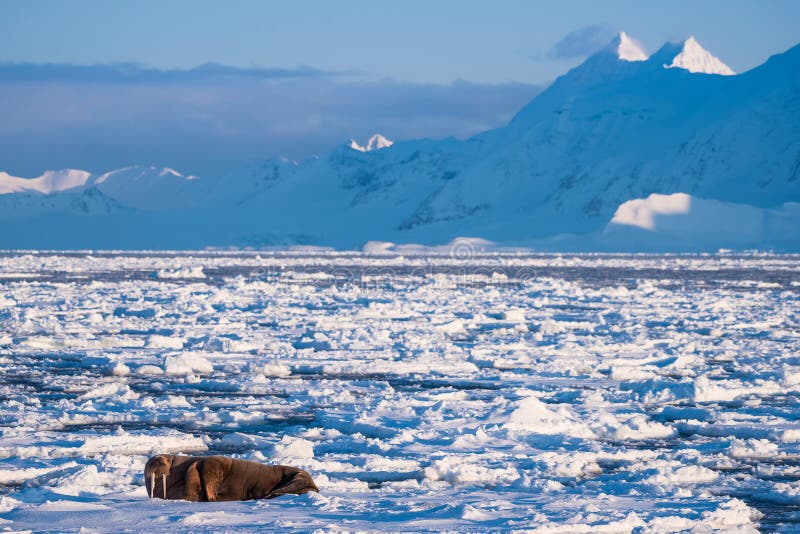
[{"left": 0, "top": 251, "right": 796, "bottom": 531}]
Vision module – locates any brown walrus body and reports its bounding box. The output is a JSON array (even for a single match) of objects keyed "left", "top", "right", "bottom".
[{"left": 145, "top": 454, "right": 318, "bottom": 501}]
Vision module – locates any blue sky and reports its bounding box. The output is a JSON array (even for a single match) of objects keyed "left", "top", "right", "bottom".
[
  {"left": 0, "top": 1, "right": 798, "bottom": 176},
  {"left": 2, "top": 0, "right": 798, "bottom": 84}
]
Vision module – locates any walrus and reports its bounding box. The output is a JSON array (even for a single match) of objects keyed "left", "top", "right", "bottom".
[{"left": 144, "top": 454, "right": 318, "bottom": 501}]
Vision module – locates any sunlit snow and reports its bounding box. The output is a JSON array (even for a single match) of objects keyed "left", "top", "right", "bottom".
[
  {"left": 666, "top": 36, "right": 735, "bottom": 75},
  {"left": 348, "top": 133, "right": 394, "bottom": 152},
  {"left": 613, "top": 32, "right": 648, "bottom": 62}
]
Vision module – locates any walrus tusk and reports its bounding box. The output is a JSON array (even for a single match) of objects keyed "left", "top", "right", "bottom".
[
  {"left": 150, "top": 473, "right": 155, "bottom": 500},
  {"left": 162, "top": 474, "right": 167, "bottom": 499}
]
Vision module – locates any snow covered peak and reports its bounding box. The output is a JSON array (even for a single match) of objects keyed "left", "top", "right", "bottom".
[
  {"left": 0, "top": 169, "right": 92, "bottom": 195},
  {"left": 94, "top": 165, "right": 196, "bottom": 185},
  {"left": 92, "top": 165, "right": 201, "bottom": 211},
  {"left": 607, "top": 32, "right": 648, "bottom": 62},
  {"left": 0, "top": 166, "right": 198, "bottom": 197},
  {"left": 366, "top": 134, "right": 393, "bottom": 151},
  {"left": 665, "top": 36, "right": 735, "bottom": 75},
  {"left": 349, "top": 134, "right": 394, "bottom": 152}
]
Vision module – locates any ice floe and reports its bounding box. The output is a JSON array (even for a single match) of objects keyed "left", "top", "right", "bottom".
[{"left": 0, "top": 251, "right": 796, "bottom": 531}]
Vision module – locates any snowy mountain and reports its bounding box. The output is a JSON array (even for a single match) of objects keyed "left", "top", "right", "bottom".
[
  {"left": 1, "top": 33, "right": 798, "bottom": 251},
  {"left": 609, "top": 31, "right": 648, "bottom": 62},
  {"left": 0, "top": 169, "right": 92, "bottom": 195},
  {"left": 0, "top": 166, "right": 203, "bottom": 218},
  {"left": 665, "top": 36, "right": 735, "bottom": 75},
  {"left": 93, "top": 166, "right": 199, "bottom": 211},
  {"left": 349, "top": 134, "right": 394, "bottom": 152}
]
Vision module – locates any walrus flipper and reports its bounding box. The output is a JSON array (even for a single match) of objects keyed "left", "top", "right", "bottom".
[
  {"left": 183, "top": 461, "right": 204, "bottom": 502},
  {"left": 198, "top": 456, "right": 231, "bottom": 502},
  {"left": 266, "top": 471, "right": 319, "bottom": 499}
]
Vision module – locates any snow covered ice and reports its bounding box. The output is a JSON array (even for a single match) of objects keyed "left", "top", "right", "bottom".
[{"left": 0, "top": 251, "right": 798, "bottom": 531}]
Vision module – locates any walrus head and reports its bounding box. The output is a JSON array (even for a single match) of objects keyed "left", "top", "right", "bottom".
[{"left": 144, "top": 454, "right": 174, "bottom": 499}]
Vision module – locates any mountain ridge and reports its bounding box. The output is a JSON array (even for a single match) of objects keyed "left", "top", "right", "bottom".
[{"left": 1, "top": 33, "right": 798, "bottom": 251}]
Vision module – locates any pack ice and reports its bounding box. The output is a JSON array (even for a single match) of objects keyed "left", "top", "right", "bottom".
[{"left": 0, "top": 251, "right": 798, "bottom": 531}]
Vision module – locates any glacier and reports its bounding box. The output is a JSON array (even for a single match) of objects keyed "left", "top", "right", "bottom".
[
  {"left": 601, "top": 193, "right": 800, "bottom": 252},
  {"left": 1, "top": 33, "right": 798, "bottom": 251}
]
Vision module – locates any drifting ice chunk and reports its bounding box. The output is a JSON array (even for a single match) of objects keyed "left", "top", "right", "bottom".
[
  {"left": 271, "top": 436, "right": 314, "bottom": 459},
  {"left": 163, "top": 352, "right": 214, "bottom": 375},
  {"left": 135, "top": 364, "right": 164, "bottom": 375},
  {"left": 147, "top": 334, "right": 185, "bottom": 349},
  {"left": 424, "top": 456, "right": 520, "bottom": 486},
  {"left": 250, "top": 360, "right": 292, "bottom": 377},
  {"left": 501, "top": 308, "right": 526, "bottom": 323},
  {"left": 77, "top": 382, "right": 138, "bottom": 402},
  {"left": 155, "top": 266, "right": 205, "bottom": 279}
]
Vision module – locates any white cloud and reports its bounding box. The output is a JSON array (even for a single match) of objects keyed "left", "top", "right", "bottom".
[{"left": 549, "top": 25, "right": 615, "bottom": 59}]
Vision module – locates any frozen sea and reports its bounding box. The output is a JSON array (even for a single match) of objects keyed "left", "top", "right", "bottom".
[{"left": 0, "top": 251, "right": 798, "bottom": 532}]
